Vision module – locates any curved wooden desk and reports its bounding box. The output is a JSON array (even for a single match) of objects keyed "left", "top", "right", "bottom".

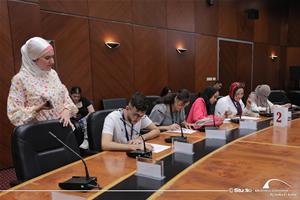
[{"left": 2, "top": 117, "right": 298, "bottom": 200}]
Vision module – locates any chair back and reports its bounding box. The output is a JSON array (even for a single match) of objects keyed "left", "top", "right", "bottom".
[
  {"left": 12, "top": 120, "right": 80, "bottom": 181},
  {"left": 87, "top": 109, "right": 115, "bottom": 151}
]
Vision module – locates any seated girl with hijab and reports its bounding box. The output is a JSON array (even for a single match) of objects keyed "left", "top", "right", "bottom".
[
  {"left": 149, "top": 89, "right": 193, "bottom": 131},
  {"left": 248, "top": 84, "right": 291, "bottom": 113},
  {"left": 215, "top": 82, "right": 257, "bottom": 118},
  {"left": 7, "top": 37, "right": 78, "bottom": 127},
  {"left": 186, "top": 87, "right": 223, "bottom": 128}
]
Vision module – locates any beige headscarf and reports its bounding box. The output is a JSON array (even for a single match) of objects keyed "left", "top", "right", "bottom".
[
  {"left": 249, "top": 85, "right": 271, "bottom": 107},
  {"left": 20, "top": 37, "right": 53, "bottom": 77}
]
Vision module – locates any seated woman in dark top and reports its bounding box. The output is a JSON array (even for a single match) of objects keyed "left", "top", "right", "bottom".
[{"left": 70, "top": 86, "right": 95, "bottom": 149}]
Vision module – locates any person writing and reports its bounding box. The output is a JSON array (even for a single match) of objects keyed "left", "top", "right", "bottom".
[
  {"left": 187, "top": 87, "right": 223, "bottom": 128},
  {"left": 215, "top": 82, "right": 256, "bottom": 118},
  {"left": 7, "top": 37, "right": 78, "bottom": 127},
  {"left": 101, "top": 92, "right": 160, "bottom": 151},
  {"left": 149, "top": 89, "right": 192, "bottom": 131},
  {"left": 248, "top": 84, "right": 291, "bottom": 113}
]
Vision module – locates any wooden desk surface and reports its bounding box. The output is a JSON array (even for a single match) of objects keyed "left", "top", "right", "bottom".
[
  {"left": 150, "top": 118, "right": 300, "bottom": 200},
  {"left": 1, "top": 117, "right": 294, "bottom": 200}
]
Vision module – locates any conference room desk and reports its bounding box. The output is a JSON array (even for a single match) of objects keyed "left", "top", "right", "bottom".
[
  {"left": 1, "top": 117, "right": 298, "bottom": 200},
  {"left": 151, "top": 118, "right": 300, "bottom": 200}
]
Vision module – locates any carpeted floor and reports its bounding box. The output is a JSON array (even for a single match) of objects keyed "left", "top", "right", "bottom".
[{"left": 0, "top": 167, "right": 17, "bottom": 190}]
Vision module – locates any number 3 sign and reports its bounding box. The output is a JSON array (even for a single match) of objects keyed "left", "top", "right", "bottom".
[{"left": 273, "top": 107, "right": 288, "bottom": 127}]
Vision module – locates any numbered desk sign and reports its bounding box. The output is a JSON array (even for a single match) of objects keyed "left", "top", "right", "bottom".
[{"left": 273, "top": 107, "right": 288, "bottom": 127}]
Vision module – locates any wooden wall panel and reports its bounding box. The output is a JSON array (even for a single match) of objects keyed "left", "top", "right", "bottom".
[
  {"left": 88, "top": 0, "right": 132, "bottom": 23},
  {"left": 167, "top": 30, "right": 195, "bottom": 92},
  {"left": 195, "top": 0, "right": 219, "bottom": 36},
  {"left": 40, "top": 12, "right": 93, "bottom": 100},
  {"left": 287, "top": 47, "right": 300, "bottom": 67},
  {"left": 253, "top": 0, "right": 286, "bottom": 45},
  {"left": 195, "top": 35, "right": 217, "bottom": 94},
  {"left": 90, "top": 20, "right": 134, "bottom": 108},
  {"left": 287, "top": 1, "right": 300, "bottom": 46},
  {"left": 39, "top": 0, "right": 88, "bottom": 16},
  {"left": 0, "top": 0, "right": 15, "bottom": 167},
  {"left": 253, "top": 43, "right": 281, "bottom": 89},
  {"left": 219, "top": 41, "right": 252, "bottom": 96},
  {"left": 236, "top": 43, "right": 253, "bottom": 96},
  {"left": 132, "top": 0, "right": 166, "bottom": 28},
  {"left": 166, "top": 0, "right": 195, "bottom": 32},
  {"left": 219, "top": 41, "right": 238, "bottom": 95},
  {"left": 237, "top": 0, "right": 254, "bottom": 41},
  {"left": 218, "top": 0, "right": 238, "bottom": 39},
  {"left": 133, "top": 26, "right": 167, "bottom": 95},
  {"left": 8, "top": 0, "right": 41, "bottom": 72}
]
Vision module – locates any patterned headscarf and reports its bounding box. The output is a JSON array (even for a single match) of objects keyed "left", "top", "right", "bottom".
[{"left": 20, "top": 37, "right": 53, "bottom": 77}]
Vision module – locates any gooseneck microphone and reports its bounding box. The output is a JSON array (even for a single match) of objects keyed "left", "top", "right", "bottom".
[
  {"left": 119, "top": 118, "right": 152, "bottom": 159},
  {"left": 48, "top": 131, "right": 100, "bottom": 190},
  {"left": 157, "top": 110, "right": 187, "bottom": 143}
]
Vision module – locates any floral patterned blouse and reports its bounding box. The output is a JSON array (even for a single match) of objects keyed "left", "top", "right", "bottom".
[{"left": 7, "top": 69, "right": 78, "bottom": 126}]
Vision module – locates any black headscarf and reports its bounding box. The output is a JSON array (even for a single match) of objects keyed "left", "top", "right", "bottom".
[{"left": 201, "top": 87, "right": 218, "bottom": 115}]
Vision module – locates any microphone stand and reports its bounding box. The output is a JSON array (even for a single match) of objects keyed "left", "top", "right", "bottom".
[
  {"left": 164, "top": 121, "right": 188, "bottom": 143},
  {"left": 119, "top": 118, "right": 152, "bottom": 159},
  {"left": 156, "top": 110, "right": 188, "bottom": 143},
  {"left": 48, "top": 131, "right": 99, "bottom": 190}
]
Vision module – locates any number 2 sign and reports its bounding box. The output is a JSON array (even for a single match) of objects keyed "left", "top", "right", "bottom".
[{"left": 273, "top": 107, "right": 288, "bottom": 127}]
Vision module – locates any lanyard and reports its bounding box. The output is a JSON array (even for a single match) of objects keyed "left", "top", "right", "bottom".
[
  {"left": 230, "top": 97, "right": 242, "bottom": 116},
  {"left": 169, "top": 103, "right": 175, "bottom": 123},
  {"left": 122, "top": 112, "right": 134, "bottom": 142}
]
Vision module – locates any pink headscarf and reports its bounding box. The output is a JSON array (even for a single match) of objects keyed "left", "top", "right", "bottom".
[{"left": 20, "top": 37, "right": 53, "bottom": 77}]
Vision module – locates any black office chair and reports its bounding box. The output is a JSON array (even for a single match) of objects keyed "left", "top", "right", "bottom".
[
  {"left": 12, "top": 120, "right": 80, "bottom": 181},
  {"left": 268, "top": 90, "right": 290, "bottom": 105},
  {"left": 288, "top": 90, "right": 300, "bottom": 106},
  {"left": 145, "top": 95, "right": 160, "bottom": 115},
  {"left": 86, "top": 109, "right": 115, "bottom": 152},
  {"left": 102, "top": 98, "right": 127, "bottom": 110}
]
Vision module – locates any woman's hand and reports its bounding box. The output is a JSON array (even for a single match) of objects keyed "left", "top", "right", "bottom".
[
  {"left": 246, "top": 98, "right": 252, "bottom": 109},
  {"left": 35, "top": 101, "right": 53, "bottom": 112},
  {"left": 168, "top": 123, "right": 180, "bottom": 130},
  {"left": 59, "top": 109, "right": 72, "bottom": 127},
  {"left": 182, "top": 121, "right": 193, "bottom": 129}
]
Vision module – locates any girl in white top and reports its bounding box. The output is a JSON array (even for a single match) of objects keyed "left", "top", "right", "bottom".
[{"left": 215, "top": 82, "right": 256, "bottom": 118}]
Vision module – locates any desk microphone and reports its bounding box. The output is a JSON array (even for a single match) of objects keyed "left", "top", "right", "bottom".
[
  {"left": 157, "top": 110, "right": 187, "bottom": 143},
  {"left": 48, "top": 131, "right": 100, "bottom": 190},
  {"left": 119, "top": 118, "right": 152, "bottom": 159}
]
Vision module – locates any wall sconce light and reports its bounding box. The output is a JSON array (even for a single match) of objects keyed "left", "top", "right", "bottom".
[
  {"left": 105, "top": 41, "right": 120, "bottom": 49},
  {"left": 270, "top": 54, "right": 278, "bottom": 62},
  {"left": 176, "top": 48, "right": 187, "bottom": 54}
]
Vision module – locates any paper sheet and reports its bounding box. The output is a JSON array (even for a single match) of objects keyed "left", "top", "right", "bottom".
[
  {"left": 147, "top": 143, "right": 170, "bottom": 153},
  {"left": 170, "top": 128, "right": 198, "bottom": 134},
  {"left": 225, "top": 116, "right": 260, "bottom": 121}
]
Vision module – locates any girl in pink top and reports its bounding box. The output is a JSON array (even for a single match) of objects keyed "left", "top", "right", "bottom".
[{"left": 187, "top": 87, "right": 223, "bottom": 128}]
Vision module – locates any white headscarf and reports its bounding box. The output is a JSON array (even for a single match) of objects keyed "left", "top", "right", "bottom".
[{"left": 20, "top": 37, "right": 53, "bottom": 77}]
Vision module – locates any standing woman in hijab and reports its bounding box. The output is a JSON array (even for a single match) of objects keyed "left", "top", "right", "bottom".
[
  {"left": 7, "top": 37, "right": 78, "bottom": 126},
  {"left": 186, "top": 87, "right": 223, "bottom": 128},
  {"left": 215, "top": 82, "right": 255, "bottom": 118},
  {"left": 248, "top": 84, "right": 291, "bottom": 112}
]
